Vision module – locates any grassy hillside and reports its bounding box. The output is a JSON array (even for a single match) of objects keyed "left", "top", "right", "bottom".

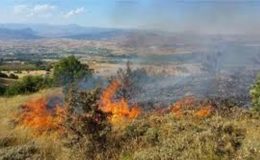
[
  {"left": 0, "top": 89, "right": 259, "bottom": 160},
  {"left": 0, "top": 88, "right": 65, "bottom": 159}
]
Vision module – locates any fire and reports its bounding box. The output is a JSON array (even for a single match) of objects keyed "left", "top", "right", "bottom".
[
  {"left": 17, "top": 82, "right": 213, "bottom": 132},
  {"left": 100, "top": 80, "right": 141, "bottom": 124},
  {"left": 170, "top": 97, "right": 213, "bottom": 118},
  {"left": 19, "top": 97, "right": 65, "bottom": 133},
  {"left": 195, "top": 105, "right": 213, "bottom": 118},
  {"left": 171, "top": 96, "right": 196, "bottom": 118}
]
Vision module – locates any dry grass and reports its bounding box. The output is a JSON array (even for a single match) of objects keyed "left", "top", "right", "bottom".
[
  {"left": 0, "top": 89, "right": 260, "bottom": 160},
  {"left": 0, "top": 88, "right": 67, "bottom": 160},
  {"left": 2, "top": 70, "right": 48, "bottom": 79}
]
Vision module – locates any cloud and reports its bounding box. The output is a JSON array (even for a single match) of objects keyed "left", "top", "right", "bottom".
[
  {"left": 14, "top": 5, "right": 31, "bottom": 15},
  {"left": 14, "top": 4, "right": 56, "bottom": 17},
  {"left": 64, "top": 7, "right": 85, "bottom": 18},
  {"left": 32, "top": 4, "right": 56, "bottom": 16}
]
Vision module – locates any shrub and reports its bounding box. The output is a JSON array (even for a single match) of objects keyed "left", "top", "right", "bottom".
[
  {"left": 63, "top": 88, "right": 111, "bottom": 159},
  {"left": 5, "top": 75, "right": 53, "bottom": 96},
  {"left": 110, "top": 61, "right": 147, "bottom": 103},
  {"left": 250, "top": 75, "right": 260, "bottom": 111},
  {"left": 9, "top": 73, "right": 19, "bottom": 79},
  {"left": 53, "top": 56, "right": 92, "bottom": 85},
  {"left": 0, "top": 72, "right": 8, "bottom": 78},
  {"left": 0, "top": 86, "right": 5, "bottom": 95}
]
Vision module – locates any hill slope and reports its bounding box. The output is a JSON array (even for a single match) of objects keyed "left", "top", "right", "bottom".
[
  {"left": 0, "top": 28, "right": 39, "bottom": 39},
  {"left": 0, "top": 89, "right": 259, "bottom": 160}
]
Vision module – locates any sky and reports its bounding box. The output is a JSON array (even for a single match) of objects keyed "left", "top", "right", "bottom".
[{"left": 0, "top": 0, "right": 260, "bottom": 34}]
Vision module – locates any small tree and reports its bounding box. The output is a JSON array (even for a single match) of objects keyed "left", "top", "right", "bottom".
[
  {"left": 250, "top": 76, "right": 260, "bottom": 111},
  {"left": 64, "top": 88, "right": 111, "bottom": 159},
  {"left": 110, "top": 61, "right": 147, "bottom": 103},
  {"left": 53, "top": 56, "right": 92, "bottom": 85},
  {"left": 9, "top": 73, "right": 19, "bottom": 79}
]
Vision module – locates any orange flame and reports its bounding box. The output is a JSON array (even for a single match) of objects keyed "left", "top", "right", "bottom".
[
  {"left": 171, "top": 96, "right": 196, "bottom": 118},
  {"left": 170, "top": 97, "right": 213, "bottom": 118},
  {"left": 100, "top": 80, "right": 141, "bottom": 124},
  {"left": 195, "top": 105, "right": 213, "bottom": 118},
  {"left": 19, "top": 98, "right": 65, "bottom": 133}
]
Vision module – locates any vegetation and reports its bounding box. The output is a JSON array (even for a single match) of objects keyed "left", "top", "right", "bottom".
[
  {"left": 0, "top": 58, "right": 259, "bottom": 159},
  {"left": 0, "top": 60, "right": 52, "bottom": 71},
  {"left": 8, "top": 73, "right": 19, "bottom": 79},
  {"left": 0, "top": 63, "right": 40, "bottom": 71},
  {"left": 0, "top": 89, "right": 65, "bottom": 160},
  {"left": 0, "top": 72, "right": 19, "bottom": 79},
  {"left": 250, "top": 75, "right": 260, "bottom": 111},
  {"left": 64, "top": 88, "right": 111, "bottom": 159},
  {"left": 0, "top": 87, "right": 5, "bottom": 95},
  {"left": 4, "top": 75, "right": 53, "bottom": 96},
  {"left": 0, "top": 89, "right": 259, "bottom": 160},
  {"left": 0, "top": 56, "right": 93, "bottom": 97},
  {"left": 0, "top": 72, "right": 8, "bottom": 78},
  {"left": 110, "top": 61, "right": 147, "bottom": 101},
  {"left": 53, "top": 56, "right": 92, "bottom": 85}
]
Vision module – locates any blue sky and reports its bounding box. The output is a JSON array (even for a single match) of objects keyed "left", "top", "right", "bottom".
[{"left": 0, "top": 0, "right": 260, "bottom": 34}]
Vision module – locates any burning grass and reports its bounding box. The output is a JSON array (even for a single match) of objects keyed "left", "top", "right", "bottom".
[
  {"left": 18, "top": 97, "right": 66, "bottom": 134},
  {"left": 0, "top": 85, "right": 260, "bottom": 159},
  {"left": 0, "top": 88, "right": 67, "bottom": 160},
  {"left": 170, "top": 96, "right": 213, "bottom": 118},
  {"left": 14, "top": 80, "right": 141, "bottom": 135},
  {"left": 100, "top": 80, "right": 141, "bottom": 125}
]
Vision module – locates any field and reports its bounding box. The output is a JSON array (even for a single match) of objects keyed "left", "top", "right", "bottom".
[
  {"left": 0, "top": 88, "right": 259, "bottom": 160},
  {"left": 0, "top": 78, "right": 16, "bottom": 87},
  {"left": 1, "top": 70, "right": 48, "bottom": 79}
]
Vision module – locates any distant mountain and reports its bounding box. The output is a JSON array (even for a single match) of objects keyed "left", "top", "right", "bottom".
[
  {"left": 0, "top": 23, "right": 129, "bottom": 38},
  {"left": 63, "top": 29, "right": 132, "bottom": 40},
  {"left": 0, "top": 28, "right": 39, "bottom": 39}
]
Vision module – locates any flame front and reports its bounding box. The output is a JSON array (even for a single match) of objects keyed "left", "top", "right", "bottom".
[
  {"left": 171, "top": 96, "right": 213, "bottom": 118},
  {"left": 19, "top": 98, "right": 65, "bottom": 133},
  {"left": 195, "top": 105, "right": 212, "bottom": 118},
  {"left": 171, "top": 96, "right": 196, "bottom": 118},
  {"left": 100, "top": 80, "right": 141, "bottom": 124}
]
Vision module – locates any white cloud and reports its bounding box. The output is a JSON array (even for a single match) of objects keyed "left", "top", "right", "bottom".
[
  {"left": 31, "top": 4, "right": 56, "bottom": 16},
  {"left": 64, "top": 7, "right": 85, "bottom": 18},
  {"left": 14, "top": 5, "right": 30, "bottom": 15},
  {"left": 13, "top": 4, "right": 56, "bottom": 17}
]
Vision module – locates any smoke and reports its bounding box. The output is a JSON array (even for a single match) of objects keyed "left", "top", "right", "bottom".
[
  {"left": 77, "top": 58, "right": 257, "bottom": 110},
  {"left": 79, "top": 75, "right": 106, "bottom": 90},
  {"left": 110, "top": 0, "right": 260, "bottom": 34},
  {"left": 47, "top": 96, "right": 64, "bottom": 109}
]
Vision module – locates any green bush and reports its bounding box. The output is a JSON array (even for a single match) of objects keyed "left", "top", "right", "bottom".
[
  {"left": 5, "top": 75, "right": 53, "bottom": 96},
  {"left": 53, "top": 56, "right": 92, "bottom": 85},
  {"left": 0, "top": 86, "right": 5, "bottom": 95},
  {"left": 9, "top": 73, "right": 19, "bottom": 79},
  {"left": 250, "top": 75, "right": 260, "bottom": 111},
  {"left": 0, "top": 72, "right": 8, "bottom": 78}
]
